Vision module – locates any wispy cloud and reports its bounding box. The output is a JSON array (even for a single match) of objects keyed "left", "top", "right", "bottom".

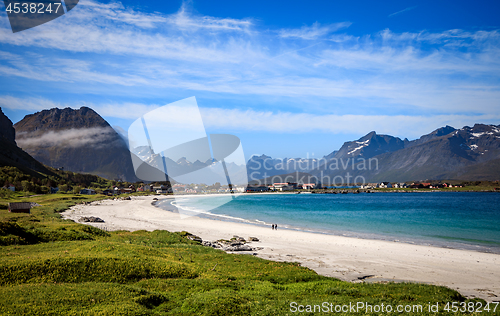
[
  {"left": 3, "top": 96, "right": 499, "bottom": 139},
  {"left": 388, "top": 6, "right": 417, "bottom": 18},
  {"left": 278, "top": 22, "right": 352, "bottom": 40},
  {"left": 0, "top": 0, "right": 498, "bottom": 132},
  {"left": 16, "top": 127, "right": 121, "bottom": 149},
  {"left": 169, "top": 2, "right": 252, "bottom": 32},
  {"left": 0, "top": 95, "right": 68, "bottom": 111}
]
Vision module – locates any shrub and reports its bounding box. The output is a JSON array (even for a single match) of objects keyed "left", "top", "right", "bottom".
[
  {"left": 0, "top": 257, "right": 197, "bottom": 285},
  {"left": 181, "top": 289, "right": 250, "bottom": 316}
]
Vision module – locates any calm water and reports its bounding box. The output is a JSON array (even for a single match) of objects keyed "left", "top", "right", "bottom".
[{"left": 158, "top": 192, "right": 500, "bottom": 253}]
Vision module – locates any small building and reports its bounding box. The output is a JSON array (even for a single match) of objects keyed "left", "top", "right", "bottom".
[
  {"left": 153, "top": 185, "right": 171, "bottom": 192},
  {"left": 379, "top": 182, "right": 393, "bottom": 188},
  {"left": 409, "top": 182, "right": 431, "bottom": 189},
  {"left": 3, "top": 184, "right": 15, "bottom": 192},
  {"left": 272, "top": 183, "right": 297, "bottom": 191},
  {"left": 155, "top": 189, "right": 170, "bottom": 194},
  {"left": 302, "top": 183, "right": 316, "bottom": 190},
  {"left": 80, "top": 188, "right": 96, "bottom": 195},
  {"left": 234, "top": 186, "right": 245, "bottom": 193},
  {"left": 8, "top": 202, "right": 31, "bottom": 213},
  {"left": 246, "top": 185, "right": 269, "bottom": 192},
  {"left": 50, "top": 187, "right": 59, "bottom": 194}
]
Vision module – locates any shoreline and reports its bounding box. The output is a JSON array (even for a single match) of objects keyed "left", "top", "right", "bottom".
[
  {"left": 166, "top": 192, "right": 500, "bottom": 255},
  {"left": 61, "top": 195, "right": 500, "bottom": 302}
]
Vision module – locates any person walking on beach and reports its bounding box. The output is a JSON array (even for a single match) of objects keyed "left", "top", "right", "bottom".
[
  {"left": 274, "top": 224, "right": 278, "bottom": 230},
  {"left": 271, "top": 224, "right": 275, "bottom": 230}
]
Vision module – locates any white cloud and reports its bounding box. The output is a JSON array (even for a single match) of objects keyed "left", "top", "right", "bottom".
[
  {"left": 16, "top": 127, "right": 121, "bottom": 148},
  {"left": 198, "top": 108, "right": 500, "bottom": 139},
  {"left": 0, "top": 96, "right": 161, "bottom": 119},
  {"left": 278, "top": 22, "right": 352, "bottom": 40},
  {"left": 0, "top": 95, "right": 69, "bottom": 111},
  {"left": 3, "top": 95, "right": 499, "bottom": 140},
  {"left": 0, "top": 0, "right": 258, "bottom": 64},
  {"left": 168, "top": 3, "right": 252, "bottom": 32},
  {"left": 0, "top": 0, "right": 498, "bottom": 126},
  {"left": 388, "top": 6, "right": 417, "bottom": 18}
]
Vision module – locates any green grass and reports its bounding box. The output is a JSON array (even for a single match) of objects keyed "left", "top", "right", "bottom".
[{"left": 0, "top": 194, "right": 497, "bottom": 315}]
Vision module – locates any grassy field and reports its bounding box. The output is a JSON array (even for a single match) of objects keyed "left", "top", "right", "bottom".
[{"left": 0, "top": 193, "right": 496, "bottom": 315}]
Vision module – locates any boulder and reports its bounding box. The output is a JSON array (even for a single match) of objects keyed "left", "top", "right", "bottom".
[
  {"left": 186, "top": 235, "right": 202, "bottom": 243},
  {"left": 201, "top": 239, "right": 255, "bottom": 251},
  {"left": 181, "top": 232, "right": 202, "bottom": 243},
  {"left": 202, "top": 241, "right": 221, "bottom": 248},
  {"left": 248, "top": 237, "right": 259, "bottom": 242},
  {"left": 79, "top": 216, "right": 104, "bottom": 223},
  {"left": 224, "top": 244, "right": 253, "bottom": 252}
]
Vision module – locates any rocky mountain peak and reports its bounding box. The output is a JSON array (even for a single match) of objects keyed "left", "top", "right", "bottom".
[
  {"left": 14, "top": 106, "right": 109, "bottom": 133},
  {"left": 434, "top": 125, "right": 456, "bottom": 136},
  {"left": 362, "top": 131, "right": 377, "bottom": 140},
  {"left": 334, "top": 131, "right": 406, "bottom": 159}
]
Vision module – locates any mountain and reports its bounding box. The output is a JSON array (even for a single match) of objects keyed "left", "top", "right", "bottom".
[
  {"left": 362, "top": 124, "right": 500, "bottom": 182},
  {"left": 0, "top": 108, "right": 54, "bottom": 176},
  {"left": 333, "top": 131, "right": 408, "bottom": 160},
  {"left": 311, "top": 124, "right": 500, "bottom": 183},
  {"left": 251, "top": 124, "right": 500, "bottom": 184},
  {"left": 14, "top": 107, "right": 138, "bottom": 182},
  {"left": 405, "top": 125, "right": 456, "bottom": 148},
  {"left": 130, "top": 144, "right": 248, "bottom": 185}
]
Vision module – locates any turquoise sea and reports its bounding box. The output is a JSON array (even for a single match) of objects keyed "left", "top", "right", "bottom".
[{"left": 157, "top": 192, "right": 500, "bottom": 253}]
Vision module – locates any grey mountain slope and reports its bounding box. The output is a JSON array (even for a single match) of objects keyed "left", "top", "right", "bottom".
[
  {"left": 311, "top": 124, "right": 500, "bottom": 182},
  {"left": 405, "top": 125, "right": 456, "bottom": 148},
  {"left": 0, "top": 108, "right": 16, "bottom": 145},
  {"left": 0, "top": 108, "right": 54, "bottom": 177}
]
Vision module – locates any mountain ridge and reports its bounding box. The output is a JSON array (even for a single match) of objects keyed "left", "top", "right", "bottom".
[{"left": 249, "top": 124, "right": 500, "bottom": 183}]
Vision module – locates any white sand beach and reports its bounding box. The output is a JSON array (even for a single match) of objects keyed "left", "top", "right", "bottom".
[{"left": 61, "top": 195, "right": 500, "bottom": 302}]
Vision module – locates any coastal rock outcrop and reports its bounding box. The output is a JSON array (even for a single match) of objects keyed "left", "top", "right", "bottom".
[
  {"left": 180, "top": 231, "right": 203, "bottom": 243},
  {"left": 79, "top": 216, "right": 105, "bottom": 223},
  {"left": 202, "top": 239, "right": 256, "bottom": 252}
]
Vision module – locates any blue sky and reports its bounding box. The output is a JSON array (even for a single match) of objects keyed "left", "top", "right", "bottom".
[{"left": 0, "top": 0, "right": 499, "bottom": 159}]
